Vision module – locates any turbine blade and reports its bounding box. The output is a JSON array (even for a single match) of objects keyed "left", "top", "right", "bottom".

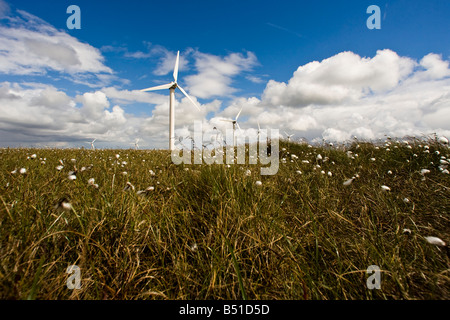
[
  {"left": 257, "top": 121, "right": 261, "bottom": 131},
  {"left": 177, "top": 85, "right": 201, "bottom": 111},
  {"left": 235, "top": 106, "right": 243, "bottom": 121},
  {"left": 220, "top": 119, "right": 234, "bottom": 122},
  {"left": 236, "top": 122, "right": 242, "bottom": 133},
  {"left": 140, "top": 82, "right": 173, "bottom": 92},
  {"left": 173, "top": 51, "right": 179, "bottom": 82}
]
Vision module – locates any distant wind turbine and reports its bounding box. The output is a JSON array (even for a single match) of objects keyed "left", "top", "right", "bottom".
[
  {"left": 221, "top": 106, "right": 243, "bottom": 146},
  {"left": 86, "top": 138, "right": 96, "bottom": 150},
  {"left": 284, "top": 131, "right": 294, "bottom": 142},
  {"left": 132, "top": 138, "right": 140, "bottom": 150},
  {"left": 139, "top": 51, "right": 200, "bottom": 151}
]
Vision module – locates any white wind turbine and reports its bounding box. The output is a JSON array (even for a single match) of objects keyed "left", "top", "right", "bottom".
[
  {"left": 86, "top": 138, "right": 96, "bottom": 150},
  {"left": 285, "top": 131, "right": 294, "bottom": 143},
  {"left": 221, "top": 106, "right": 243, "bottom": 146},
  {"left": 140, "top": 51, "right": 200, "bottom": 151},
  {"left": 132, "top": 138, "right": 140, "bottom": 150}
]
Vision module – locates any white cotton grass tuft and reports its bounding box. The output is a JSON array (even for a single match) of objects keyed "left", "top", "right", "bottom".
[
  {"left": 68, "top": 174, "right": 76, "bottom": 181},
  {"left": 438, "top": 136, "right": 448, "bottom": 145},
  {"left": 245, "top": 169, "right": 251, "bottom": 176},
  {"left": 30, "top": 154, "right": 37, "bottom": 159},
  {"left": 420, "top": 169, "right": 430, "bottom": 175},
  {"left": 403, "top": 197, "right": 410, "bottom": 203},
  {"left": 425, "top": 236, "right": 446, "bottom": 247},
  {"left": 137, "top": 186, "right": 155, "bottom": 196},
  {"left": 190, "top": 243, "right": 198, "bottom": 252},
  {"left": 88, "top": 178, "right": 99, "bottom": 188},
  {"left": 19, "top": 168, "right": 27, "bottom": 174},
  {"left": 381, "top": 185, "right": 391, "bottom": 191},
  {"left": 343, "top": 177, "right": 355, "bottom": 186},
  {"left": 327, "top": 171, "right": 332, "bottom": 177},
  {"left": 56, "top": 165, "right": 64, "bottom": 171},
  {"left": 255, "top": 180, "right": 262, "bottom": 186},
  {"left": 54, "top": 198, "right": 73, "bottom": 212},
  {"left": 123, "top": 182, "right": 135, "bottom": 191}
]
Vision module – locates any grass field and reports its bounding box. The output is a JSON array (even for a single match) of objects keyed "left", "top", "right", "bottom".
[{"left": 0, "top": 137, "right": 449, "bottom": 300}]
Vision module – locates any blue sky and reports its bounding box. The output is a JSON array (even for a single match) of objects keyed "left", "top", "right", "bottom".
[{"left": 0, "top": 0, "right": 449, "bottom": 148}]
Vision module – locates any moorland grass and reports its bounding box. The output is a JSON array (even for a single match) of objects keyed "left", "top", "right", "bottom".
[{"left": 0, "top": 138, "right": 449, "bottom": 299}]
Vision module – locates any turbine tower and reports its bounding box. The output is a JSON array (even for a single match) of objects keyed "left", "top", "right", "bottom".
[{"left": 140, "top": 51, "right": 200, "bottom": 151}]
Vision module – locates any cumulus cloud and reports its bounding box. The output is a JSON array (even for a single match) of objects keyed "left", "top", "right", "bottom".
[
  {"left": 418, "top": 53, "right": 450, "bottom": 80},
  {"left": 0, "top": 81, "right": 218, "bottom": 148},
  {"left": 0, "top": 9, "right": 112, "bottom": 83},
  {"left": 185, "top": 50, "right": 258, "bottom": 99},
  {"left": 246, "top": 49, "right": 450, "bottom": 142},
  {"left": 262, "top": 49, "right": 416, "bottom": 107}
]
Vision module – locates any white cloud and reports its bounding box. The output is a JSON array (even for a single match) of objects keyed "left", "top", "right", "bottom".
[
  {"left": 100, "top": 86, "right": 168, "bottom": 106},
  {"left": 151, "top": 46, "right": 190, "bottom": 77},
  {"left": 185, "top": 50, "right": 258, "bottom": 99},
  {"left": 76, "top": 91, "right": 110, "bottom": 119},
  {"left": 262, "top": 49, "right": 416, "bottom": 107},
  {"left": 0, "top": 9, "right": 112, "bottom": 82},
  {"left": 0, "top": 0, "right": 10, "bottom": 18},
  {"left": 250, "top": 49, "right": 450, "bottom": 142},
  {"left": 418, "top": 53, "right": 450, "bottom": 80},
  {"left": 0, "top": 81, "right": 218, "bottom": 148}
]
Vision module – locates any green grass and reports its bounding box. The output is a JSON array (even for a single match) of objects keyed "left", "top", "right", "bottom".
[{"left": 0, "top": 137, "right": 449, "bottom": 300}]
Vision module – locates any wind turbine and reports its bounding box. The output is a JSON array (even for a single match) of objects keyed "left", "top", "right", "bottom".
[
  {"left": 284, "top": 131, "right": 294, "bottom": 143},
  {"left": 221, "top": 106, "right": 243, "bottom": 146},
  {"left": 86, "top": 138, "right": 96, "bottom": 150},
  {"left": 140, "top": 51, "right": 200, "bottom": 151},
  {"left": 131, "top": 138, "right": 140, "bottom": 150}
]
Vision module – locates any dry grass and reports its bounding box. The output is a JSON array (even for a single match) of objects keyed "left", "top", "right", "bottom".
[{"left": 0, "top": 137, "right": 449, "bottom": 299}]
